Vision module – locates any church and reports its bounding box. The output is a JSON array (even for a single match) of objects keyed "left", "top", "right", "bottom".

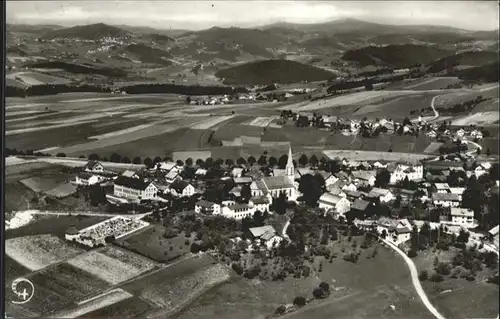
[{"left": 250, "top": 147, "right": 297, "bottom": 202}]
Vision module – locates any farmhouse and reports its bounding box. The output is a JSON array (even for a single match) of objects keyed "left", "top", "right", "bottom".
[
  {"left": 114, "top": 176, "right": 158, "bottom": 200},
  {"left": 165, "top": 170, "right": 181, "bottom": 183},
  {"left": 250, "top": 147, "right": 297, "bottom": 201},
  {"left": 74, "top": 172, "right": 104, "bottom": 186},
  {"left": 433, "top": 183, "right": 451, "bottom": 194},
  {"left": 249, "top": 225, "right": 283, "bottom": 249},
  {"left": 488, "top": 225, "right": 499, "bottom": 249},
  {"left": 350, "top": 170, "right": 376, "bottom": 187},
  {"left": 388, "top": 163, "right": 423, "bottom": 184},
  {"left": 65, "top": 226, "right": 80, "bottom": 241},
  {"left": 377, "top": 218, "right": 412, "bottom": 244},
  {"left": 318, "top": 192, "right": 351, "bottom": 218},
  {"left": 350, "top": 198, "right": 371, "bottom": 215},
  {"left": 168, "top": 180, "right": 195, "bottom": 197},
  {"left": 231, "top": 167, "right": 244, "bottom": 178},
  {"left": 233, "top": 177, "right": 253, "bottom": 185},
  {"left": 195, "top": 168, "right": 207, "bottom": 176},
  {"left": 195, "top": 200, "right": 221, "bottom": 215},
  {"left": 250, "top": 196, "right": 271, "bottom": 213},
  {"left": 448, "top": 207, "right": 475, "bottom": 228},
  {"left": 367, "top": 187, "right": 395, "bottom": 203},
  {"left": 221, "top": 203, "right": 255, "bottom": 220},
  {"left": 159, "top": 161, "right": 178, "bottom": 172},
  {"left": 84, "top": 160, "right": 104, "bottom": 173},
  {"left": 432, "top": 193, "right": 461, "bottom": 207},
  {"left": 122, "top": 170, "right": 140, "bottom": 179}
]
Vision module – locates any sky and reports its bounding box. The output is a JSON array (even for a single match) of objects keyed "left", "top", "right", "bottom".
[{"left": 6, "top": 1, "right": 500, "bottom": 31}]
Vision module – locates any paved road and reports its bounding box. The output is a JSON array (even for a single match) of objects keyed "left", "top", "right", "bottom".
[{"left": 380, "top": 238, "right": 446, "bottom": 319}]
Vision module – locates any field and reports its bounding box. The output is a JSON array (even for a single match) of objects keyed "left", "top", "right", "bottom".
[
  {"left": 50, "top": 288, "right": 134, "bottom": 319},
  {"left": 413, "top": 249, "right": 499, "bottom": 319},
  {"left": 82, "top": 296, "right": 154, "bottom": 319},
  {"left": 116, "top": 225, "right": 195, "bottom": 262},
  {"left": 174, "top": 243, "right": 430, "bottom": 319},
  {"left": 6, "top": 71, "right": 72, "bottom": 85},
  {"left": 323, "top": 150, "right": 432, "bottom": 163},
  {"left": 451, "top": 111, "right": 499, "bottom": 126},
  {"left": 120, "top": 254, "right": 230, "bottom": 316},
  {"left": 5, "top": 263, "right": 111, "bottom": 317},
  {"left": 67, "top": 246, "right": 158, "bottom": 284},
  {"left": 5, "top": 234, "right": 84, "bottom": 271}
]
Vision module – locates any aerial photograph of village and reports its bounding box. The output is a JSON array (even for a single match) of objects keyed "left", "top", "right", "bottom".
[{"left": 3, "top": 1, "right": 499, "bottom": 318}]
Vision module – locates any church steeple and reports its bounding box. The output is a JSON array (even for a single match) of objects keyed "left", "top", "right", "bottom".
[{"left": 286, "top": 146, "right": 294, "bottom": 177}]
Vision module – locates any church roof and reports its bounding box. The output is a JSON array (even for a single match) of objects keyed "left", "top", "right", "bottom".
[{"left": 262, "top": 176, "right": 294, "bottom": 190}]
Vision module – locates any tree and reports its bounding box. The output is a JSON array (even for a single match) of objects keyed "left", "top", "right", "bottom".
[
  {"left": 257, "top": 155, "right": 267, "bottom": 166},
  {"left": 89, "top": 185, "right": 106, "bottom": 206},
  {"left": 403, "top": 117, "right": 411, "bottom": 126},
  {"left": 247, "top": 156, "right": 256, "bottom": 166},
  {"left": 122, "top": 156, "right": 131, "bottom": 163},
  {"left": 299, "top": 174, "right": 324, "bottom": 207},
  {"left": 313, "top": 287, "right": 327, "bottom": 299},
  {"left": 457, "top": 228, "right": 470, "bottom": 244},
  {"left": 196, "top": 158, "right": 204, "bottom": 166},
  {"left": 88, "top": 153, "right": 99, "bottom": 161},
  {"left": 319, "top": 282, "right": 330, "bottom": 293},
  {"left": 299, "top": 154, "right": 308, "bottom": 167},
  {"left": 486, "top": 148, "right": 491, "bottom": 156},
  {"left": 419, "top": 270, "right": 429, "bottom": 281},
  {"left": 293, "top": 296, "right": 307, "bottom": 307},
  {"left": 278, "top": 154, "right": 288, "bottom": 169},
  {"left": 110, "top": 153, "right": 121, "bottom": 163},
  {"left": 176, "top": 159, "right": 184, "bottom": 166},
  {"left": 132, "top": 156, "right": 141, "bottom": 164},
  {"left": 205, "top": 157, "right": 214, "bottom": 167},
  {"left": 56, "top": 153, "right": 66, "bottom": 157},
  {"left": 144, "top": 157, "right": 153, "bottom": 168},
  {"left": 241, "top": 184, "right": 251, "bottom": 201},
  {"left": 269, "top": 156, "right": 278, "bottom": 167},
  {"left": 185, "top": 158, "right": 193, "bottom": 166},
  {"left": 375, "top": 169, "right": 391, "bottom": 188},
  {"left": 309, "top": 155, "right": 319, "bottom": 167},
  {"left": 236, "top": 157, "right": 247, "bottom": 165},
  {"left": 231, "top": 263, "right": 243, "bottom": 275},
  {"left": 225, "top": 158, "right": 234, "bottom": 167}
]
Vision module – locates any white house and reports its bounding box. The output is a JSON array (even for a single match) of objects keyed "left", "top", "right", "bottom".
[
  {"left": 456, "top": 128, "right": 465, "bottom": 138},
  {"left": 168, "top": 180, "right": 195, "bottom": 197},
  {"left": 165, "top": 170, "right": 181, "bottom": 183},
  {"left": 221, "top": 203, "right": 256, "bottom": 220},
  {"left": 373, "top": 161, "right": 387, "bottom": 169},
  {"left": 433, "top": 183, "right": 451, "bottom": 194},
  {"left": 249, "top": 196, "right": 271, "bottom": 213},
  {"left": 231, "top": 167, "right": 244, "bottom": 178},
  {"left": 195, "top": 168, "right": 207, "bottom": 177},
  {"left": 114, "top": 176, "right": 158, "bottom": 200},
  {"left": 249, "top": 225, "right": 283, "bottom": 250},
  {"left": 432, "top": 193, "right": 461, "bottom": 207},
  {"left": 449, "top": 187, "right": 466, "bottom": 195},
  {"left": 318, "top": 192, "right": 351, "bottom": 218},
  {"left": 474, "top": 162, "right": 491, "bottom": 178},
  {"left": 449, "top": 207, "right": 475, "bottom": 228},
  {"left": 122, "top": 170, "right": 140, "bottom": 179},
  {"left": 65, "top": 226, "right": 80, "bottom": 241},
  {"left": 159, "top": 161, "right": 178, "bottom": 172},
  {"left": 75, "top": 172, "right": 104, "bottom": 186},
  {"left": 84, "top": 160, "right": 104, "bottom": 173},
  {"left": 426, "top": 131, "right": 437, "bottom": 138},
  {"left": 195, "top": 200, "right": 221, "bottom": 215},
  {"left": 367, "top": 187, "right": 395, "bottom": 203},
  {"left": 389, "top": 164, "right": 423, "bottom": 184}
]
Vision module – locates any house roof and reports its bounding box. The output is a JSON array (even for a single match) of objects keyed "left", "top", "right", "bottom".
[
  {"left": 351, "top": 170, "right": 375, "bottom": 181},
  {"left": 159, "top": 162, "right": 177, "bottom": 171},
  {"left": 450, "top": 207, "right": 474, "bottom": 217},
  {"left": 368, "top": 187, "right": 392, "bottom": 197},
  {"left": 351, "top": 198, "right": 370, "bottom": 211},
  {"left": 345, "top": 190, "right": 363, "bottom": 198},
  {"left": 122, "top": 170, "right": 138, "bottom": 178},
  {"left": 319, "top": 192, "right": 344, "bottom": 205},
  {"left": 250, "top": 196, "right": 269, "bottom": 205},
  {"left": 165, "top": 170, "right": 180, "bottom": 180},
  {"left": 196, "top": 200, "right": 218, "bottom": 208},
  {"left": 434, "top": 183, "right": 450, "bottom": 190},
  {"left": 489, "top": 225, "right": 499, "bottom": 236},
  {"left": 114, "top": 176, "right": 152, "bottom": 190},
  {"left": 78, "top": 172, "right": 95, "bottom": 180},
  {"left": 233, "top": 177, "right": 253, "bottom": 184},
  {"left": 432, "top": 193, "right": 461, "bottom": 201},
  {"left": 84, "top": 160, "right": 102, "bottom": 170},
  {"left": 249, "top": 225, "right": 276, "bottom": 240},
  {"left": 169, "top": 180, "right": 191, "bottom": 192},
  {"left": 195, "top": 168, "right": 207, "bottom": 175},
  {"left": 65, "top": 226, "right": 79, "bottom": 235},
  {"left": 262, "top": 176, "right": 294, "bottom": 190},
  {"left": 449, "top": 187, "right": 466, "bottom": 195},
  {"left": 232, "top": 167, "right": 244, "bottom": 175}
]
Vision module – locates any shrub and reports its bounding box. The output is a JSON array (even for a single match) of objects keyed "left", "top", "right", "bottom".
[
  {"left": 293, "top": 296, "right": 307, "bottom": 307},
  {"left": 430, "top": 273, "right": 444, "bottom": 282},
  {"left": 275, "top": 305, "right": 287, "bottom": 315},
  {"left": 407, "top": 249, "right": 418, "bottom": 258},
  {"left": 312, "top": 287, "right": 327, "bottom": 299},
  {"left": 419, "top": 270, "right": 429, "bottom": 281},
  {"left": 231, "top": 263, "right": 244, "bottom": 275},
  {"left": 435, "top": 262, "right": 451, "bottom": 276}
]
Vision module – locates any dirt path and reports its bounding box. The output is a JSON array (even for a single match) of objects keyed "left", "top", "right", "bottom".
[{"left": 380, "top": 238, "right": 445, "bottom": 319}]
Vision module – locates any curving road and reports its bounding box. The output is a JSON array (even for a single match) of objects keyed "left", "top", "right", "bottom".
[{"left": 380, "top": 238, "right": 446, "bottom": 319}]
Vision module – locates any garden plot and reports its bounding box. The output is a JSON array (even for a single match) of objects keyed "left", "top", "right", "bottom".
[
  {"left": 245, "top": 116, "right": 277, "bottom": 127},
  {"left": 451, "top": 111, "right": 500, "bottom": 126},
  {"left": 88, "top": 124, "right": 156, "bottom": 140},
  {"left": 67, "top": 246, "right": 157, "bottom": 285},
  {"left": 191, "top": 115, "right": 235, "bottom": 130},
  {"left": 20, "top": 176, "right": 69, "bottom": 193},
  {"left": 323, "top": 150, "right": 432, "bottom": 163},
  {"left": 50, "top": 288, "right": 133, "bottom": 319},
  {"left": 284, "top": 91, "right": 420, "bottom": 112},
  {"left": 6, "top": 119, "right": 99, "bottom": 136},
  {"left": 423, "top": 142, "right": 444, "bottom": 154},
  {"left": 5, "top": 235, "right": 84, "bottom": 271}
]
